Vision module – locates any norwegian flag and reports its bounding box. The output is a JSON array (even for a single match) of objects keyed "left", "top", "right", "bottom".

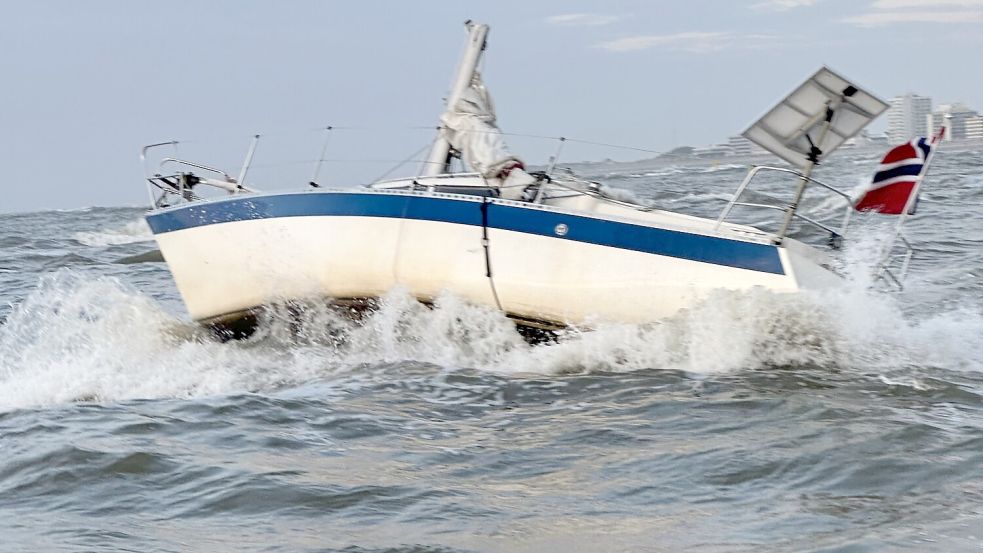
[{"left": 854, "top": 128, "right": 945, "bottom": 215}]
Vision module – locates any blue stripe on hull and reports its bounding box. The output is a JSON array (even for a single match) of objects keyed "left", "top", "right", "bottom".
[{"left": 146, "top": 192, "right": 785, "bottom": 275}]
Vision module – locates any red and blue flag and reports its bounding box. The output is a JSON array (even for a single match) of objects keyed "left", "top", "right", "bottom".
[{"left": 854, "top": 128, "right": 944, "bottom": 215}]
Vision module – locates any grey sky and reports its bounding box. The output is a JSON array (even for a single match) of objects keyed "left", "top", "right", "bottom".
[{"left": 3, "top": 0, "right": 981, "bottom": 213}]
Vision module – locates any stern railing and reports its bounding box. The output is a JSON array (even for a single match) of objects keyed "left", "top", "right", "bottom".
[
  {"left": 141, "top": 142, "right": 255, "bottom": 209},
  {"left": 715, "top": 165, "right": 854, "bottom": 249}
]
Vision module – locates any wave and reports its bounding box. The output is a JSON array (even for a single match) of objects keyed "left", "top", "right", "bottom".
[
  {"left": 1, "top": 267, "right": 980, "bottom": 410},
  {"left": 0, "top": 273, "right": 305, "bottom": 409},
  {"left": 73, "top": 219, "right": 153, "bottom": 246},
  {"left": 1, "top": 205, "right": 137, "bottom": 218},
  {"left": 697, "top": 163, "right": 747, "bottom": 174}
]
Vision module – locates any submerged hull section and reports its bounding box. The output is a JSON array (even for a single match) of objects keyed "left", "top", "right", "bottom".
[{"left": 146, "top": 190, "right": 833, "bottom": 328}]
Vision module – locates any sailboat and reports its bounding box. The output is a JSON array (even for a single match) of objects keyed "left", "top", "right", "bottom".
[{"left": 140, "top": 21, "right": 897, "bottom": 336}]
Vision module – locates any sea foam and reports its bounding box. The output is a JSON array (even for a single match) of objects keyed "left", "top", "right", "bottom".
[{"left": 1, "top": 267, "right": 980, "bottom": 410}]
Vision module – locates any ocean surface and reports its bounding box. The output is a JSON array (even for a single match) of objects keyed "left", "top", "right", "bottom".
[{"left": 2, "top": 149, "right": 983, "bottom": 552}]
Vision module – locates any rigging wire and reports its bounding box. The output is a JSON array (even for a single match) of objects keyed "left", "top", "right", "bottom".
[
  {"left": 246, "top": 157, "right": 444, "bottom": 169},
  {"left": 150, "top": 125, "right": 664, "bottom": 159},
  {"left": 144, "top": 123, "right": 671, "bottom": 189},
  {"left": 309, "top": 126, "right": 333, "bottom": 186},
  {"left": 372, "top": 143, "right": 434, "bottom": 183}
]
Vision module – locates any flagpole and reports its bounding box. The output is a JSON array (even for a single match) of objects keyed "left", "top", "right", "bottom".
[
  {"left": 875, "top": 126, "right": 945, "bottom": 285},
  {"left": 895, "top": 126, "right": 945, "bottom": 234}
]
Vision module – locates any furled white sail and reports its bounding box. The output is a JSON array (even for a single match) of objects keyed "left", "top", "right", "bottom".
[{"left": 439, "top": 72, "right": 536, "bottom": 198}]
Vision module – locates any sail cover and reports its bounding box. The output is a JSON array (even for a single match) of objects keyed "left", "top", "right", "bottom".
[
  {"left": 439, "top": 72, "right": 525, "bottom": 178},
  {"left": 743, "top": 67, "right": 889, "bottom": 170}
]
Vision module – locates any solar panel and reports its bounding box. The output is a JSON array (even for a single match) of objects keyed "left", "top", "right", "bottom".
[{"left": 742, "top": 66, "right": 889, "bottom": 170}]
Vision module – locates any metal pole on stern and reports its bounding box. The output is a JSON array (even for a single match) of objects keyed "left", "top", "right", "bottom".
[
  {"left": 237, "top": 134, "right": 261, "bottom": 191},
  {"left": 775, "top": 90, "right": 853, "bottom": 244}
]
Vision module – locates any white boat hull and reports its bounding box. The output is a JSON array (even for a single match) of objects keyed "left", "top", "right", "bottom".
[{"left": 146, "top": 190, "right": 838, "bottom": 328}]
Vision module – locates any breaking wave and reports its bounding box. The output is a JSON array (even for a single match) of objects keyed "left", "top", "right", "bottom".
[
  {"left": 1, "top": 269, "right": 981, "bottom": 410},
  {"left": 696, "top": 163, "right": 747, "bottom": 174},
  {"left": 73, "top": 219, "right": 153, "bottom": 246}
]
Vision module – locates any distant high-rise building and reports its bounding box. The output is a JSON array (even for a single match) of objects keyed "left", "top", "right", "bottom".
[
  {"left": 927, "top": 103, "right": 980, "bottom": 140},
  {"left": 966, "top": 115, "right": 983, "bottom": 140},
  {"left": 887, "top": 94, "right": 932, "bottom": 143}
]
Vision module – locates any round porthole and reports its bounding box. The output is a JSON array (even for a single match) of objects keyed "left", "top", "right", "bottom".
[{"left": 554, "top": 223, "right": 568, "bottom": 236}]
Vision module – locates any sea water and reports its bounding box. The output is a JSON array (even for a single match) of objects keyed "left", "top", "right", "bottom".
[{"left": 1, "top": 150, "right": 982, "bottom": 552}]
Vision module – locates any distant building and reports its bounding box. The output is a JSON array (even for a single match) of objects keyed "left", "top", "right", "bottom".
[
  {"left": 727, "top": 135, "right": 767, "bottom": 156},
  {"left": 887, "top": 94, "right": 932, "bottom": 143},
  {"left": 927, "top": 103, "right": 980, "bottom": 140},
  {"left": 966, "top": 115, "right": 983, "bottom": 140},
  {"left": 693, "top": 144, "right": 733, "bottom": 158}
]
